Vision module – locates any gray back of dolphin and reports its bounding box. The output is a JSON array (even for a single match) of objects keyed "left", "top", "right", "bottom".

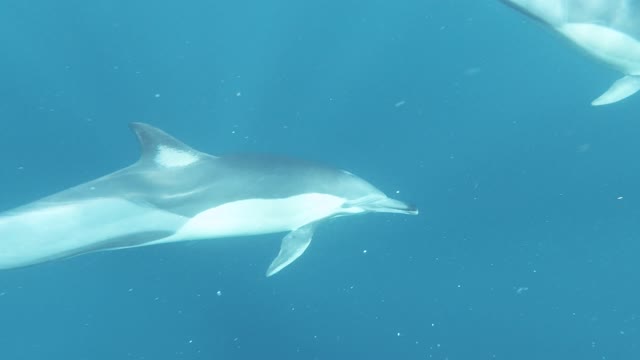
[
  {"left": 42, "top": 124, "right": 403, "bottom": 217},
  {"left": 501, "top": 0, "right": 640, "bottom": 31}
]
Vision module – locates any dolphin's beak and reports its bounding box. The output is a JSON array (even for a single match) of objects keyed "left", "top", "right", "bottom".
[
  {"left": 372, "top": 197, "right": 419, "bottom": 215},
  {"left": 349, "top": 196, "right": 418, "bottom": 215}
]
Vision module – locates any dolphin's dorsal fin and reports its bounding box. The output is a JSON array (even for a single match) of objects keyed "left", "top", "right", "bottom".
[{"left": 129, "top": 122, "right": 208, "bottom": 168}]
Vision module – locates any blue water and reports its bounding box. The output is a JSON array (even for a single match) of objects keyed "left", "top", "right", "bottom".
[{"left": 1, "top": 0, "right": 639, "bottom": 359}]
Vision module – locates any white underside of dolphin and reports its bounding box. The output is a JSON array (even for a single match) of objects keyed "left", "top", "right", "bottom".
[
  {"left": 0, "top": 123, "right": 417, "bottom": 276},
  {"left": 501, "top": 0, "right": 640, "bottom": 106}
]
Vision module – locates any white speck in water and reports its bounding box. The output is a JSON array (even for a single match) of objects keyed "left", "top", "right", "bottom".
[
  {"left": 236, "top": 92, "right": 242, "bottom": 97},
  {"left": 617, "top": 196, "right": 624, "bottom": 200},
  {"left": 516, "top": 287, "right": 529, "bottom": 294},
  {"left": 216, "top": 290, "right": 222, "bottom": 296},
  {"left": 464, "top": 67, "right": 481, "bottom": 76},
  {"left": 395, "top": 100, "right": 406, "bottom": 107},
  {"left": 363, "top": 249, "right": 367, "bottom": 254},
  {"left": 154, "top": 93, "right": 161, "bottom": 98}
]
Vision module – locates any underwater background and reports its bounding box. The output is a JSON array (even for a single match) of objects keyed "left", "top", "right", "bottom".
[{"left": 0, "top": 0, "right": 639, "bottom": 359}]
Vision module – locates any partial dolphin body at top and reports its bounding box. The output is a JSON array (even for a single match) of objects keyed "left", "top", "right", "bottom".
[
  {"left": 501, "top": 0, "right": 640, "bottom": 106},
  {"left": 0, "top": 123, "right": 417, "bottom": 276}
]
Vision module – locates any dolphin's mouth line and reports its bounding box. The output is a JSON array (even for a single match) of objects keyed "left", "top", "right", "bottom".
[{"left": 345, "top": 195, "right": 418, "bottom": 215}]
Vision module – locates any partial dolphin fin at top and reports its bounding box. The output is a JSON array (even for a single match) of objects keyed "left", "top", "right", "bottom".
[
  {"left": 500, "top": 0, "right": 640, "bottom": 106},
  {"left": 591, "top": 75, "right": 640, "bottom": 106}
]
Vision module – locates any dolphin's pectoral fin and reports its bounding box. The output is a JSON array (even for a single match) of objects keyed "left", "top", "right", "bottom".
[
  {"left": 266, "top": 223, "right": 317, "bottom": 277},
  {"left": 592, "top": 75, "right": 640, "bottom": 106}
]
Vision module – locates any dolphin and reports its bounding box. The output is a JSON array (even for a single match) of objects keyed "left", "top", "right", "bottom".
[
  {"left": 0, "top": 123, "right": 417, "bottom": 276},
  {"left": 500, "top": 0, "right": 640, "bottom": 106}
]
